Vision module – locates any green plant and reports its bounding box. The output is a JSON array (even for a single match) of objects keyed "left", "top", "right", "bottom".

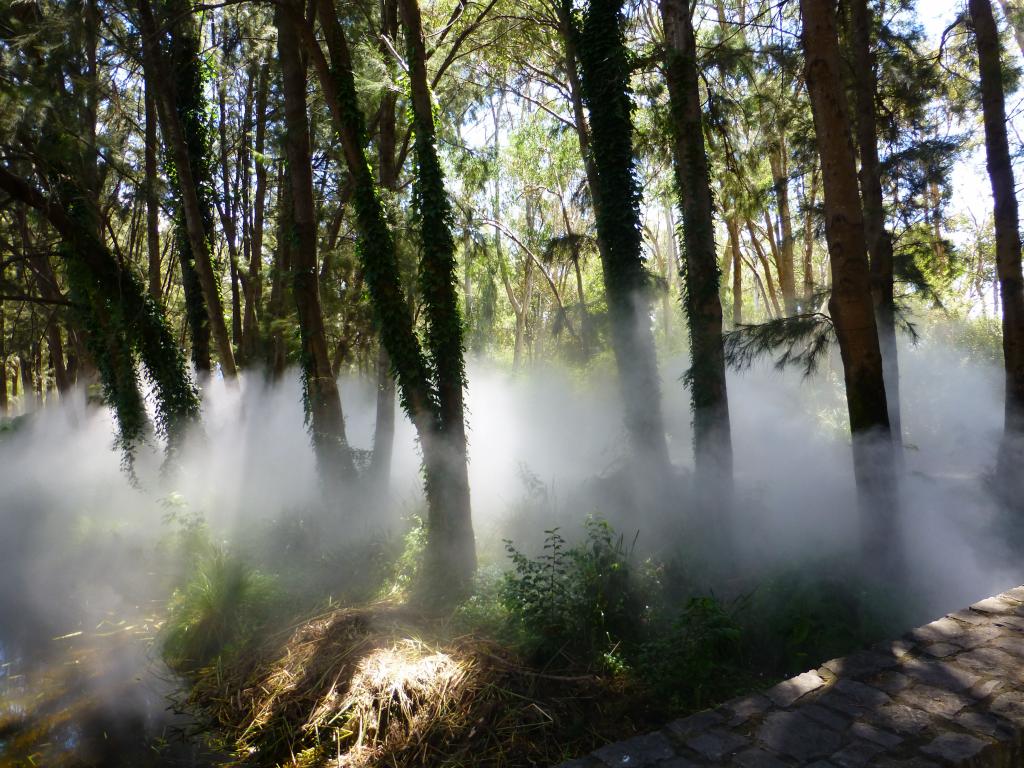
[
  {"left": 637, "top": 595, "right": 748, "bottom": 710},
  {"left": 501, "top": 518, "right": 648, "bottom": 670},
  {"left": 163, "top": 550, "right": 279, "bottom": 671}
]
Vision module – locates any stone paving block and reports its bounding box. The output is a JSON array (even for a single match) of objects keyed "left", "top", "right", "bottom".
[
  {"left": 872, "top": 759, "right": 941, "bottom": 768},
  {"left": 987, "top": 633, "right": 1024, "bottom": 660},
  {"left": 665, "top": 710, "right": 724, "bottom": 741},
  {"left": 991, "top": 614, "right": 1024, "bottom": 632},
  {"left": 946, "top": 609, "right": 990, "bottom": 626},
  {"left": 768, "top": 670, "right": 826, "bottom": 708},
  {"left": 901, "top": 659, "right": 980, "bottom": 692},
  {"left": 871, "top": 671, "right": 914, "bottom": 696},
  {"left": 953, "top": 623, "right": 1003, "bottom": 644},
  {"left": 1002, "top": 586, "right": 1024, "bottom": 602},
  {"left": 834, "top": 678, "right": 892, "bottom": 708},
  {"left": 849, "top": 721, "right": 902, "bottom": 748},
  {"left": 909, "top": 617, "right": 967, "bottom": 644},
  {"left": 815, "top": 689, "right": 870, "bottom": 718},
  {"left": 970, "top": 596, "right": 1020, "bottom": 615},
  {"left": 922, "top": 642, "right": 962, "bottom": 659},
  {"left": 731, "top": 748, "right": 791, "bottom": 768},
  {"left": 897, "top": 683, "right": 972, "bottom": 717},
  {"left": 952, "top": 646, "right": 1017, "bottom": 673},
  {"left": 723, "top": 693, "right": 773, "bottom": 726},
  {"left": 867, "top": 703, "right": 934, "bottom": 736},
  {"left": 801, "top": 703, "right": 851, "bottom": 732},
  {"left": 920, "top": 732, "right": 992, "bottom": 763},
  {"left": 953, "top": 710, "right": 1015, "bottom": 738},
  {"left": 593, "top": 732, "right": 677, "bottom": 767},
  {"left": 559, "top": 759, "right": 604, "bottom": 768},
  {"left": 988, "top": 690, "right": 1024, "bottom": 726},
  {"left": 757, "top": 711, "right": 843, "bottom": 761},
  {"left": 966, "top": 678, "right": 1005, "bottom": 701},
  {"left": 828, "top": 740, "right": 885, "bottom": 767},
  {"left": 685, "top": 729, "right": 748, "bottom": 761},
  {"left": 822, "top": 650, "right": 899, "bottom": 679}
]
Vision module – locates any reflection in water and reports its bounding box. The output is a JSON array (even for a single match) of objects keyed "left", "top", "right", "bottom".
[{"left": 0, "top": 613, "right": 220, "bottom": 767}]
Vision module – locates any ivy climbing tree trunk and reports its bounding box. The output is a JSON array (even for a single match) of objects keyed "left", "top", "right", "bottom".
[
  {"left": 398, "top": 0, "right": 475, "bottom": 589},
  {"left": 304, "top": 0, "right": 476, "bottom": 598},
  {"left": 849, "top": 0, "right": 903, "bottom": 450},
  {"left": 969, "top": 0, "right": 1024, "bottom": 492},
  {"left": 800, "top": 0, "right": 901, "bottom": 578},
  {"left": 659, "top": 0, "right": 733, "bottom": 539},
  {"left": 276, "top": 0, "right": 357, "bottom": 482},
  {"left": 136, "top": 0, "right": 237, "bottom": 379},
  {"left": 574, "top": 0, "right": 672, "bottom": 482}
]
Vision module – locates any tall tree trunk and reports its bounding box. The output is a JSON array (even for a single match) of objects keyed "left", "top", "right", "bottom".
[
  {"left": 267, "top": 164, "right": 292, "bottom": 379},
  {"left": 309, "top": 0, "right": 476, "bottom": 597},
  {"left": 574, "top": 0, "right": 671, "bottom": 478},
  {"left": 660, "top": 0, "right": 733, "bottom": 536},
  {"left": 369, "top": 0, "right": 399, "bottom": 492},
  {"left": 770, "top": 139, "right": 798, "bottom": 314},
  {"left": 745, "top": 222, "right": 783, "bottom": 317},
  {"left": 728, "top": 217, "right": 743, "bottom": 325},
  {"left": 800, "top": 0, "right": 899, "bottom": 576},
  {"left": 243, "top": 60, "right": 269, "bottom": 361},
  {"left": 803, "top": 168, "right": 819, "bottom": 305},
  {"left": 996, "top": 0, "right": 1024, "bottom": 59},
  {"left": 136, "top": 0, "right": 237, "bottom": 379},
  {"left": 399, "top": 0, "right": 476, "bottom": 588},
  {"left": 970, "top": 0, "right": 1024, "bottom": 487},
  {"left": 849, "top": 0, "right": 902, "bottom": 447},
  {"left": 145, "top": 71, "right": 162, "bottom": 302},
  {"left": 276, "top": 0, "right": 357, "bottom": 481}
]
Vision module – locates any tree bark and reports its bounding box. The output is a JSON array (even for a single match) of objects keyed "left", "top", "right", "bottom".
[
  {"left": 136, "top": 0, "right": 237, "bottom": 379},
  {"left": 970, "top": 0, "right": 1024, "bottom": 486},
  {"left": 574, "top": 0, "right": 672, "bottom": 478},
  {"left": 145, "top": 70, "right": 162, "bottom": 302},
  {"left": 728, "top": 217, "right": 743, "bottom": 325},
  {"left": 399, "top": 0, "right": 476, "bottom": 588},
  {"left": 849, "top": 0, "right": 902, "bottom": 446},
  {"left": 800, "top": 0, "right": 899, "bottom": 576},
  {"left": 660, "top": 0, "right": 733, "bottom": 533},
  {"left": 770, "top": 139, "right": 798, "bottom": 314},
  {"left": 276, "top": 0, "right": 357, "bottom": 481}
]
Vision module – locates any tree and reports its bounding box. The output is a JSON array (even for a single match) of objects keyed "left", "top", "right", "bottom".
[
  {"left": 659, "top": 0, "right": 733, "bottom": 532},
  {"left": 800, "top": 0, "right": 900, "bottom": 576},
  {"left": 969, "top": 0, "right": 1024, "bottom": 491},
  {"left": 846, "top": 0, "right": 903, "bottom": 447},
  {"left": 136, "top": 0, "right": 238, "bottom": 379},
  {"left": 575, "top": 0, "right": 671, "bottom": 480},
  {"left": 275, "top": 0, "right": 357, "bottom": 481},
  {"left": 303, "top": 0, "right": 477, "bottom": 596}
]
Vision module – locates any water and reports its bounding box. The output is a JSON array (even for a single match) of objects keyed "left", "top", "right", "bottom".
[{"left": 0, "top": 609, "right": 222, "bottom": 767}]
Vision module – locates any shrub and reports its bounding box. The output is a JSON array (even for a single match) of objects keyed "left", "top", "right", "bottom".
[
  {"left": 501, "top": 518, "right": 648, "bottom": 670},
  {"left": 163, "top": 550, "right": 278, "bottom": 672}
]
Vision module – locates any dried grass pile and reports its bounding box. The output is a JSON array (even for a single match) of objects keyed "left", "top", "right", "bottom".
[{"left": 187, "top": 601, "right": 642, "bottom": 767}]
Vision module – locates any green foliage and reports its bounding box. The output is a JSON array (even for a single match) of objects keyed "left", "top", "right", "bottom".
[
  {"left": 724, "top": 311, "right": 837, "bottom": 376},
  {"left": 501, "top": 519, "right": 647, "bottom": 670},
  {"left": 637, "top": 596, "right": 747, "bottom": 711},
  {"left": 163, "top": 549, "right": 279, "bottom": 672}
]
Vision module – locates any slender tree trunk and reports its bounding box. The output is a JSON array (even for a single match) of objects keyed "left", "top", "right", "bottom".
[
  {"left": 267, "top": 164, "right": 292, "bottom": 379},
  {"left": 276, "top": 0, "right": 357, "bottom": 481},
  {"left": 770, "top": 140, "right": 798, "bottom": 314},
  {"left": 728, "top": 217, "right": 743, "bottom": 325},
  {"left": 660, "top": 0, "right": 733, "bottom": 536},
  {"left": 746, "top": 222, "right": 783, "bottom": 317},
  {"left": 800, "top": 0, "right": 899, "bottom": 576},
  {"left": 136, "top": 0, "right": 237, "bottom": 379},
  {"left": 574, "top": 0, "right": 671, "bottom": 478},
  {"left": 399, "top": 0, "right": 475, "bottom": 588},
  {"left": 803, "top": 168, "right": 819, "bottom": 305},
  {"left": 996, "top": 0, "right": 1024, "bottom": 59},
  {"left": 970, "top": 0, "right": 1024, "bottom": 487},
  {"left": 309, "top": 0, "right": 476, "bottom": 597},
  {"left": 145, "top": 71, "right": 162, "bottom": 302},
  {"left": 849, "top": 0, "right": 902, "bottom": 447},
  {"left": 244, "top": 60, "right": 269, "bottom": 362},
  {"left": 369, "top": 0, "right": 399, "bottom": 492}
]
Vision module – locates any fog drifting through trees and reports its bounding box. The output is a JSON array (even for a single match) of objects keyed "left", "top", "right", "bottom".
[{"left": 1, "top": 326, "right": 1017, "bottom": 654}]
